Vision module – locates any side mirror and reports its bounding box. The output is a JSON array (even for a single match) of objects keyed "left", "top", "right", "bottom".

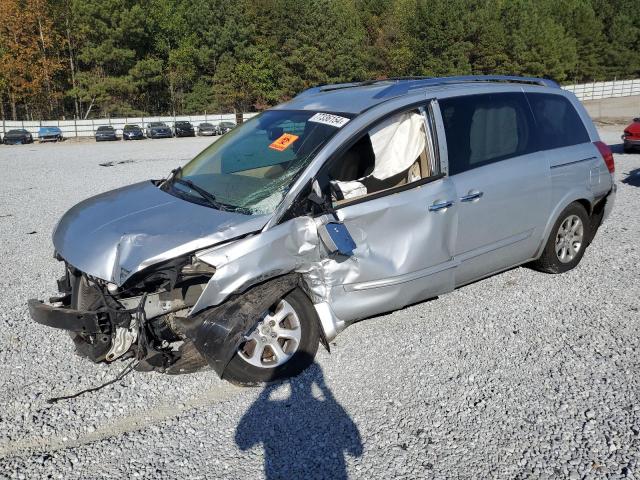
[
  {"left": 319, "top": 221, "right": 356, "bottom": 256},
  {"left": 268, "top": 127, "right": 284, "bottom": 140}
]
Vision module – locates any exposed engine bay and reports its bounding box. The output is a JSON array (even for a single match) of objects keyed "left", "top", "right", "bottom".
[{"left": 32, "top": 255, "right": 217, "bottom": 374}]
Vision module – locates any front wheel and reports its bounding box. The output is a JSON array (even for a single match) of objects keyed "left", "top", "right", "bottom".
[
  {"left": 531, "top": 202, "right": 590, "bottom": 274},
  {"left": 223, "top": 288, "right": 320, "bottom": 386}
]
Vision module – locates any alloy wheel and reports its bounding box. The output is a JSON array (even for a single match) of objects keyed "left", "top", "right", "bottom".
[
  {"left": 555, "top": 214, "right": 584, "bottom": 263},
  {"left": 237, "top": 299, "right": 302, "bottom": 368}
]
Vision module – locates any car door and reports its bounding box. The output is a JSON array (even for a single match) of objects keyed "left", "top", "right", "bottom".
[
  {"left": 436, "top": 91, "right": 551, "bottom": 287},
  {"left": 318, "top": 106, "right": 458, "bottom": 322}
]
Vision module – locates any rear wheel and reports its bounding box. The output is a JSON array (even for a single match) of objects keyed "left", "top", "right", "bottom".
[
  {"left": 531, "top": 202, "right": 590, "bottom": 274},
  {"left": 223, "top": 288, "right": 320, "bottom": 386}
]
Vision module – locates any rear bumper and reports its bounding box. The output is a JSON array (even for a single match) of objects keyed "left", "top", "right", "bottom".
[
  {"left": 623, "top": 138, "right": 640, "bottom": 147},
  {"left": 28, "top": 299, "right": 105, "bottom": 334}
]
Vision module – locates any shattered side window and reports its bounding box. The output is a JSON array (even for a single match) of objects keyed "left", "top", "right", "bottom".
[{"left": 178, "top": 110, "right": 352, "bottom": 215}]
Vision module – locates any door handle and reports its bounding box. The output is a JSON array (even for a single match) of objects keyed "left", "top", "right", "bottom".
[
  {"left": 429, "top": 200, "right": 454, "bottom": 212},
  {"left": 460, "top": 190, "right": 483, "bottom": 202}
]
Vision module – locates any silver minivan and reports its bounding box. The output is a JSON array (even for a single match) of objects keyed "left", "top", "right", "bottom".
[{"left": 29, "top": 76, "right": 616, "bottom": 385}]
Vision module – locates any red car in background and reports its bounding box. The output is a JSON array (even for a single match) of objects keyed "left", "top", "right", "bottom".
[{"left": 622, "top": 117, "right": 640, "bottom": 153}]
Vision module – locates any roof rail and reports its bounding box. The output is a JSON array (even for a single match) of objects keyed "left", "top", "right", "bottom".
[
  {"left": 296, "top": 75, "right": 560, "bottom": 99},
  {"left": 371, "top": 75, "right": 560, "bottom": 99},
  {"left": 295, "top": 81, "right": 367, "bottom": 98}
]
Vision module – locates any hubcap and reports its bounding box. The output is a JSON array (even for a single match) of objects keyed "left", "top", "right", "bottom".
[
  {"left": 237, "top": 299, "right": 302, "bottom": 369},
  {"left": 555, "top": 214, "right": 584, "bottom": 263}
]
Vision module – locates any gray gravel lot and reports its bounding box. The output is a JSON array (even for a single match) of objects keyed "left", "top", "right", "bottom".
[{"left": 0, "top": 128, "right": 638, "bottom": 479}]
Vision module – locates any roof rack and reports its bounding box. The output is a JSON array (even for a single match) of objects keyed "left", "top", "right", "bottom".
[{"left": 296, "top": 75, "right": 560, "bottom": 99}]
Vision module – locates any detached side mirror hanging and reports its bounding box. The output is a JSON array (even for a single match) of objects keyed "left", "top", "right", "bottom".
[
  {"left": 310, "top": 178, "right": 357, "bottom": 256},
  {"left": 318, "top": 221, "right": 356, "bottom": 256}
]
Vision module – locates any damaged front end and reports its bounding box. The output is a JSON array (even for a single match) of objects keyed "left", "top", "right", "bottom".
[
  {"left": 29, "top": 255, "right": 216, "bottom": 374},
  {"left": 29, "top": 211, "right": 353, "bottom": 378}
]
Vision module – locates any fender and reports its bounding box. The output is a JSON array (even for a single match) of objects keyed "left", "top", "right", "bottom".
[
  {"left": 189, "top": 216, "right": 320, "bottom": 315},
  {"left": 534, "top": 188, "right": 595, "bottom": 259},
  {"left": 174, "top": 274, "right": 300, "bottom": 378}
]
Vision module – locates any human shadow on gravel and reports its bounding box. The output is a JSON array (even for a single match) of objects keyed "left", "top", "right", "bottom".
[
  {"left": 622, "top": 168, "right": 640, "bottom": 187},
  {"left": 235, "top": 360, "right": 363, "bottom": 480}
]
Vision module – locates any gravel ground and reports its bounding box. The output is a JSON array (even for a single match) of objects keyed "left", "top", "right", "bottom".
[{"left": 0, "top": 128, "right": 638, "bottom": 479}]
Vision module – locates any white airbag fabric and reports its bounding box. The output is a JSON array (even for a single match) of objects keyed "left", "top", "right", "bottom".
[
  {"left": 330, "top": 180, "right": 367, "bottom": 200},
  {"left": 369, "top": 112, "right": 425, "bottom": 180}
]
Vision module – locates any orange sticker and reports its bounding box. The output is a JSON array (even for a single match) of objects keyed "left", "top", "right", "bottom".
[{"left": 269, "top": 133, "right": 299, "bottom": 151}]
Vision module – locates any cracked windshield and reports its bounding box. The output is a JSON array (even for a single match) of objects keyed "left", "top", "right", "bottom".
[{"left": 175, "top": 110, "right": 351, "bottom": 214}]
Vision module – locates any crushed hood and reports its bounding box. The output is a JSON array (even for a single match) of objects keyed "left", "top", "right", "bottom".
[{"left": 53, "top": 181, "right": 269, "bottom": 285}]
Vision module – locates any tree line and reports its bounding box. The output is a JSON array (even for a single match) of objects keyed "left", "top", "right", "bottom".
[{"left": 0, "top": 0, "right": 639, "bottom": 121}]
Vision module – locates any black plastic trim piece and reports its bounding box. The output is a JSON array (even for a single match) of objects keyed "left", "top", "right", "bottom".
[{"left": 28, "top": 299, "right": 105, "bottom": 334}]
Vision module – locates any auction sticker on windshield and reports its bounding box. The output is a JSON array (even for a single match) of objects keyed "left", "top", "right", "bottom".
[
  {"left": 308, "top": 112, "right": 350, "bottom": 128},
  {"left": 269, "top": 133, "right": 299, "bottom": 151}
]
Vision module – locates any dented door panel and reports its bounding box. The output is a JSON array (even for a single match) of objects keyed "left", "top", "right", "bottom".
[{"left": 325, "top": 177, "right": 458, "bottom": 322}]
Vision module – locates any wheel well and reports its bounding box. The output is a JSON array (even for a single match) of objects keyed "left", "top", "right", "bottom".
[{"left": 574, "top": 198, "right": 592, "bottom": 217}]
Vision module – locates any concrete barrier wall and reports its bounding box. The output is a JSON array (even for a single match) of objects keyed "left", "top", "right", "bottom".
[
  {"left": 564, "top": 79, "right": 640, "bottom": 101},
  {"left": 581, "top": 96, "right": 640, "bottom": 121},
  {"left": 1, "top": 113, "right": 259, "bottom": 138}
]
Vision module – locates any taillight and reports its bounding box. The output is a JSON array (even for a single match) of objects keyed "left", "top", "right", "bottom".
[{"left": 594, "top": 141, "right": 615, "bottom": 174}]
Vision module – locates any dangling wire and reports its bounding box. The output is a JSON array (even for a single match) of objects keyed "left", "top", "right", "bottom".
[
  {"left": 46, "top": 358, "right": 137, "bottom": 404},
  {"left": 46, "top": 277, "right": 153, "bottom": 404}
]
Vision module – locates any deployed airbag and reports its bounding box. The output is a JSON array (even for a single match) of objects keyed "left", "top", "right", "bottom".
[{"left": 368, "top": 112, "right": 426, "bottom": 180}]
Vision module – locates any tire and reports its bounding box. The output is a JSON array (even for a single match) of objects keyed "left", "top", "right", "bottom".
[
  {"left": 531, "top": 202, "right": 590, "bottom": 274},
  {"left": 69, "top": 274, "right": 112, "bottom": 361},
  {"left": 223, "top": 288, "right": 320, "bottom": 386}
]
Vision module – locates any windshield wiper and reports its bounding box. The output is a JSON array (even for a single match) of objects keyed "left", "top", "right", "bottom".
[{"left": 166, "top": 167, "right": 226, "bottom": 211}]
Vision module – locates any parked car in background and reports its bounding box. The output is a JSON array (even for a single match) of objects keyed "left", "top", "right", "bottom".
[
  {"left": 95, "top": 126, "right": 118, "bottom": 142},
  {"left": 622, "top": 117, "right": 640, "bottom": 153},
  {"left": 38, "top": 126, "right": 64, "bottom": 143},
  {"left": 197, "top": 122, "right": 217, "bottom": 136},
  {"left": 174, "top": 121, "right": 195, "bottom": 137},
  {"left": 123, "top": 124, "right": 145, "bottom": 140},
  {"left": 3, "top": 129, "right": 33, "bottom": 145},
  {"left": 218, "top": 121, "right": 236, "bottom": 134},
  {"left": 146, "top": 122, "right": 172, "bottom": 139}
]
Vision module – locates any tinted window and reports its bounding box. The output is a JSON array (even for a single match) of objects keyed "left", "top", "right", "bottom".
[
  {"left": 440, "top": 92, "right": 536, "bottom": 175},
  {"left": 527, "top": 93, "right": 590, "bottom": 150}
]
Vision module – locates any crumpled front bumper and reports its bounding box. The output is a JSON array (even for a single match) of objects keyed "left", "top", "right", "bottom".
[{"left": 28, "top": 299, "right": 106, "bottom": 334}]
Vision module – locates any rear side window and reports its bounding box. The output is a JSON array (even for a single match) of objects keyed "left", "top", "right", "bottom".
[
  {"left": 526, "top": 93, "right": 590, "bottom": 150},
  {"left": 440, "top": 92, "right": 536, "bottom": 175}
]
